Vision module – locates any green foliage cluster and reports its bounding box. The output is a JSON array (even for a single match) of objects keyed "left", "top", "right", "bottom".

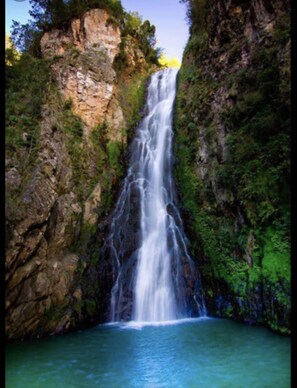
[
  {"left": 6, "top": 54, "right": 50, "bottom": 150},
  {"left": 11, "top": 19, "right": 43, "bottom": 57},
  {"left": 183, "top": 32, "right": 208, "bottom": 58},
  {"left": 221, "top": 39, "right": 290, "bottom": 228},
  {"left": 107, "top": 140, "right": 124, "bottom": 177},
  {"left": 57, "top": 99, "right": 89, "bottom": 201},
  {"left": 175, "top": 63, "right": 216, "bottom": 132},
  {"left": 179, "top": 0, "right": 208, "bottom": 34},
  {"left": 118, "top": 73, "right": 148, "bottom": 140},
  {"left": 120, "top": 12, "right": 160, "bottom": 64},
  {"left": 261, "top": 226, "right": 290, "bottom": 284},
  {"left": 5, "top": 53, "right": 51, "bottom": 226}
]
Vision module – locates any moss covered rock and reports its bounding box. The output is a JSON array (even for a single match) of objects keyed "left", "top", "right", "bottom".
[{"left": 174, "top": 0, "right": 290, "bottom": 334}]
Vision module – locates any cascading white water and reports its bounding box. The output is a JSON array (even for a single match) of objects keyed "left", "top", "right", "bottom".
[
  {"left": 133, "top": 69, "right": 179, "bottom": 321},
  {"left": 103, "top": 68, "right": 206, "bottom": 322}
]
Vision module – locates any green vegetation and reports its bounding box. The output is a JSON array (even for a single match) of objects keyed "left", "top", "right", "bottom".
[
  {"left": 261, "top": 227, "right": 290, "bottom": 284},
  {"left": 50, "top": 90, "right": 126, "bottom": 205},
  {"left": 174, "top": 3, "right": 290, "bottom": 333},
  {"left": 179, "top": 0, "right": 208, "bottom": 34},
  {"left": 5, "top": 52, "right": 51, "bottom": 228},
  {"left": 221, "top": 41, "right": 290, "bottom": 227},
  {"left": 5, "top": 34, "right": 20, "bottom": 65},
  {"left": 117, "top": 72, "right": 148, "bottom": 140},
  {"left": 121, "top": 12, "right": 161, "bottom": 64},
  {"left": 6, "top": 53, "right": 50, "bottom": 151},
  {"left": 107, "top": 140, "right": 124, "bottom": 177}
]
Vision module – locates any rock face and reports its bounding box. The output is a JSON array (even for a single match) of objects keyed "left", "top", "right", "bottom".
[
  {"left": 174, "top": 0, "right": 290, "bottom": 333},
  {"left": 41, "top": 9, "right": 122, "bottom": 136},
  {"left": 6, "top": 106, "right": 82, "bottom": 339},
  {"left": 5, "top": 8, "right": 154, "bottom": 340}
]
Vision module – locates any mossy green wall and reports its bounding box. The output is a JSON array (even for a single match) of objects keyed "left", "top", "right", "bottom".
[{"left": 174, "top": 1, "right": 290, "bottom": 334}]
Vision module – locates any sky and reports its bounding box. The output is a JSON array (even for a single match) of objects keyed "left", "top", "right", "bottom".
[
  {"left": 5, "top": 0, "right": 189, "bottom": 61},
  {"left": 120, "top": 0, "right": 189, "bottom": 61}
]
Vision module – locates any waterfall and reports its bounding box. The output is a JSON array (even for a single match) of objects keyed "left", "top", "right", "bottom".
[{"left": 102, "top": 68, "right": 206, "bottom": 322}]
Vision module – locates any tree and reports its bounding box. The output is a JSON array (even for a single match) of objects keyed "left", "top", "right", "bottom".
[
  {"left": 5, "top": 34, "right": 20, "bottom": 66},
  {"left": 179, "top": 0, "right": 207, "bottom": 32},
  {"left": 10, "top": 20, "right": 42, "bottom": 55},
  {"left": 141, "top": 20, "right": 156, "bottom": 47},
  {"left": 123, "top": 11, "right": 143, "bottom": 36}
]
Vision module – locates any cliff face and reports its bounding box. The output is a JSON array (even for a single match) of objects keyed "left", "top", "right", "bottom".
[
  {"left": 5, "top": 8, "right": 155, "bottom": 340},
  {"left": 175, "top": 0, "right": 290, "bottom": 333},
  {"left": 40, "top": 9, "right": 123, "bottom": 136}
]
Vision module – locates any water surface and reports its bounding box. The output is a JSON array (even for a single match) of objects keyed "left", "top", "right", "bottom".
[{"left": 6, "top": 318, "right": 290, "bottom": 387}]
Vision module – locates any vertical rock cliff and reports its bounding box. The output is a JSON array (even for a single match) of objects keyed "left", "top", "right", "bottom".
[
  {"left": 6, "top": 8, "right": 157, "bottom": 340},
  {"left": 175, "top": 0, "right": 290, "bottom": 333}
]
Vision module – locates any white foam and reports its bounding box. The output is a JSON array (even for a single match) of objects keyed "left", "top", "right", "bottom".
[{"left": 105, "top": 317, "right": 211, "bottom": 330}]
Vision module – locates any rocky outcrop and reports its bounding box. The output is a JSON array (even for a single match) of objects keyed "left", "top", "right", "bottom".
[
  {"left": 41, "top": 9, "right": 122, "bottom": 136},
  {"left": 6, "top": 106, "right": 82, "bottom": 339},
  {"left": 6, "top": 8, "right": 155, "bottom": 340},
  {"left": 175, "top": 0, "right": 290, "bottom": 333}
]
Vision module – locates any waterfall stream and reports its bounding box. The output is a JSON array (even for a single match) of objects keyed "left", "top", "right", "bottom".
[{"left": 103, "top": 68, "right": 206, "bottom": 322}]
